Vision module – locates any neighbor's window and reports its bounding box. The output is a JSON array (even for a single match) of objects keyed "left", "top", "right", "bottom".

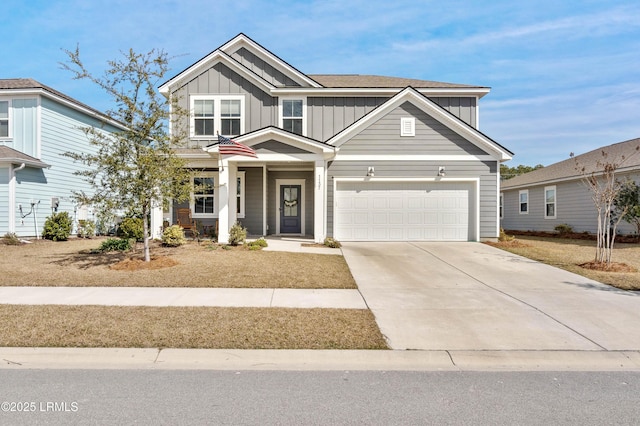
[
  {"left": 282, "top": 99, "right": 304, "bottom": 135},
  {"left": 519, "top": 190, "right": 529, "bottom": 214},
  {"left": 0, "top": 101, "right": 9, "bottom": 138},
  {"left": 499, "top": 193, "right": 504, "bottom": 219},
  {"left": 192, "top": 174, "right": 215, "bottom": 215},
  {"left": 191, "top": 96, "right": 244, "bottom": 137},
  {"left": 545, "top": 186, "right": 556, "bottom": 219}
]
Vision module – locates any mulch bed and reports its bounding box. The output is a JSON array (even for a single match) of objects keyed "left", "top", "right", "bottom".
[{"left": 505, "top": 230, "right": 640, "bottom": 244}]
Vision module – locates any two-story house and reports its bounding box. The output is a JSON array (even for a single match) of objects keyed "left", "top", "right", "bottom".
[
  {"left": 158, "top": 34, "right": 513, "bottom": 244},
  {"left": 0, "top": 78, "right": 122, "bottom": 237}
]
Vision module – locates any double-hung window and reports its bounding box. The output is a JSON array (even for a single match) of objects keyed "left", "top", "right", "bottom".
[
  {"left": 190, "top": 96, "right": 244, "bottom": 138},
  {"left": 192, "top": 174, "right": 215, "bottom": 216},
  {"left": 281, "top": 99, "right": 304, "bottom": 136},
  {"left": 0, "top": 101, "right": 9, "bottom": 138},
  {"left": 545, "top": 186, "right": 556, "bottom": 219},
  {"left": 519, "top": 190, "right": 529, "bottom": 214}
]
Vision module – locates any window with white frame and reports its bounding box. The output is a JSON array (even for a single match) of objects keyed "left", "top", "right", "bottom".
[
  {"left": 545, "top": 186, "right": 556, "bottom": 219},
  {"left": 0, "top": 101, "right": 9, "bottom": 138},
  {"left": 190, "top": 96, "right": 244, "bottom": 138},
  {"left": 280, "top": 99, "right": 304, "bottom": 136},
  {"left": 192, "top": 174, "right": 215, "bottom": 216},
  {"left": 519, "top": 190, "right": 529, "bottom": 214},
  {"left": 190, "top": 172, "right": 246, "bottom": 218}
]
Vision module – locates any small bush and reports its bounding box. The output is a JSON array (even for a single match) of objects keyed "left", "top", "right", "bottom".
[
  {"left": 554, "top": 224, "right": 573, "bottom": 236},
  {"left": 162, "top": 225, "right": 186, "bottom": 247},
  {"left": 42, "top": 212, "right": 73, "bottom": 241},
  {"left": 118, "top": 217, "right": 144, "bottom": 241},
  {"left": 247, "top": 237, "right": 268, "bottom": 249},
  {"left": 2, "top": 233, "right": 21, "bottom": 245},
  {"left": 498, "top": 228, "right": 515, "bottom": 242},
  {"left": 228, "top": 221, "right": 247, "bottom": 246},
  {"left": 98, "top": 238, "right": 132, "bottom": 252},
  {"left": 77, "top": 220, "right": 96, "bottom": 239},
  {"left": 323, "top": 237, "right": 342, "bottom": 248}
]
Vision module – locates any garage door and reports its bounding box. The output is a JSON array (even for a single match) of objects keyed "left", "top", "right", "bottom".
[{"left": 334, "top": 181, "right": 473, "bottom": 241}]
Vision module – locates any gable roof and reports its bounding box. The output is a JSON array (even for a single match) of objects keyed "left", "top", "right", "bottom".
[
  {"left": 501, "top": 137, "right": 640, "bottom": 190},
  {"left": 309, "top": 74, "right": 485, "bottom": 89},
  {"left": 327, "top": 87, "right": 513, "bottom": 161},
  {"left": 0, "top": 145, "right": 49, "bottom": 168}
]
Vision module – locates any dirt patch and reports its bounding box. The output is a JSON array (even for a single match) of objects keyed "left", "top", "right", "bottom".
[
  {"left": 579, "top": 262, "right": 637, "bottom": 273},
  {"left": 110, "top": 256, "right": 179, "bottom": 271},
  {"left": 487, "top": 240, "right": 532, "bottom": 249}
]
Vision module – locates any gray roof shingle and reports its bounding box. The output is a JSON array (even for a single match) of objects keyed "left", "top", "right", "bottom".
[
  {"left": 501, "top": 137, "right": 640, "bottom": 189},
  {"left": 0, "top": 145, "right": 49, "bottom": 168},
  {"left": 308, "top": 74, "right": 485, "bottom": 89}
]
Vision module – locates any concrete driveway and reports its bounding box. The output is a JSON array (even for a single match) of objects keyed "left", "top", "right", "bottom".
[{"left": 342, "top": 242, "right": 640, "bottom": 351}]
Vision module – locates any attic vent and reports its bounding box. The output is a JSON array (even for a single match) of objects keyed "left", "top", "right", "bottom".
[{"left": 400, "top": 117, "right": 415, "bottom": 137}]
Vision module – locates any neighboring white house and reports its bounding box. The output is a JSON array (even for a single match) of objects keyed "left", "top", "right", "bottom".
[
  {"left": 158, "top": 33, "right": 513, "bottom": 243},
  {"left": 0, "top": 78, "right": 122, "bottom": 237},
  {"left": 501, "top": 137, "right": 640, "bottom": 235}
]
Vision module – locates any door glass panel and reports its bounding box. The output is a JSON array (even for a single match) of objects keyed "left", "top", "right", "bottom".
[{"left": 283, "top": 187, "right": 298, "bottom": 217}]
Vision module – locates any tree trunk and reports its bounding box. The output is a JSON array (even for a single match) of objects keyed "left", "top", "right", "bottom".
[{"left": 142, "top": 206, "right": 150, "bottom": 262}]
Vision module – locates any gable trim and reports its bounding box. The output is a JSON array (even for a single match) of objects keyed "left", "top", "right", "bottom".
[{"left": 327, "top": 87, "right": 512, "bottom": 161}]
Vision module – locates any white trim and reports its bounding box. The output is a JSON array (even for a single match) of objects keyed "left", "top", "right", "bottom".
[
  {"left": 332, "top": 177, "right": 480, "bottom": 242},
  {"left": 232, "top": 127, "right": 334, "bottom": 154},
  {"left": 271, "top": 87, "right": 491, "bottom": 98},
  {"left": 314, "top": 160, "right": 326, "bottom": 243},
  {"left": 0, "top": 99, "right": 11, "bottom": 140},
  {"left": 190, "top": 95, "right": 245, "bottom": 139},
  {"left": 188, "top": 171, "right": 246, "bottom": 219},
  {"left": 278, "top": 97, "right": 307, "bottom": 137},
  {"left": 275, "top": 178, "right": 305, "bottom": 236},
  {"left": 236, "top": 171, "right": 246, "bottom": 218},
  {"left": 475, "top": 96, "right": 480, "bottom": 129},
  {"left": 334, "top": 154, "right": 496, "bottom": 161},
  {"left": 544, "top": 185, "right": 557, "bottom": 219},
  {"left": 499, "top": 192, "right": 504, "bottom": 220},
  {"left": 519, "top": 189, "right": 529, "bottom": 215},
  {"left": 262, "top": 164, "right": 267, "bottom": 236},
  {"left": 7, "top": 165, "right": 15, "bottom": 233}
]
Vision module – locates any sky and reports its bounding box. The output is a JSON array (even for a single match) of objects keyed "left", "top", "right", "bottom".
[{"left": 4, "top": 0, "right": 640, "bottom": 166}]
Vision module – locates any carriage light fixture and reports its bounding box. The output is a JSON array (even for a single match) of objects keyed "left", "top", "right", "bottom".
[
  {"left": 367, "top": 166, "right": 375, "bottom": 177},
  {"left": 438, "top": 166, "right": 446, "bottom": 177}
]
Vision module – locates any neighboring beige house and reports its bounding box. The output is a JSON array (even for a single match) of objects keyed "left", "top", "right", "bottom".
[
  {"left": 501, "top": 137, "right": 640, "bottom": 235},
  {"left": 156, "top": 33, "right": 513, "bottom": 243}
]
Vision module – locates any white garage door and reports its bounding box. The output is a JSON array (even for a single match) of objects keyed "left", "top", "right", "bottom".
[{"left": 334, "top": 181, "right": 473, "bottom": 241}]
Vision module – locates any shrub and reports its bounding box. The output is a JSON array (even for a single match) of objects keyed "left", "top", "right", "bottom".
[
  {"left": 162, "top": 225, "right": 186, "bottom": 247},
  {"left": 554, "top": 224, "right": 573, "bottom": 236},
  {"left": 98, "top": 238, "right": 132, "bottom": 252},
  {"left": 77, "top": 220, "right": 96, "bottom": 239},
  {"left": 2, "top": 232, "right": 21, "bottom": 245},
  {"left": 323, "top": 237, "right": 342, "bottom": 248},
  {"left": 42, "top": 212, "right": 73, "bottom": 241},
  {"left": 228, "top": 221, "right": 247, "bottom": 246},
  {"left": 118, "top": 217, "right": 144, "bottom": 241},
  {"left": 247, "top": 237, "right": 268, "bottom": 249},
  {"left": 498, "top": 228, "right": 515, "bottom": 242}
]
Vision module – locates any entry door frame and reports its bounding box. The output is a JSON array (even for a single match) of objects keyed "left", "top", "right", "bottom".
[{"left": 276, "top": 178, "right": 306, "bottom": 235}]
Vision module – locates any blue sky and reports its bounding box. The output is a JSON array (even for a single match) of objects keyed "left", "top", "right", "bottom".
[{"left": 5, "top": 0, "right": 640, "bottom": 166}]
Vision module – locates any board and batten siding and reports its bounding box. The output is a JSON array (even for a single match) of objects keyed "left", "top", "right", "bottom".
[
  {"left": 429, "top": 97, "right": 476, "bottom": 128},
  {"left": 501, "top": 172, "right": 640, "bottom": 235},
  {"left": 9, "top": 98, "right": 38, "bottom": 158},
  {"left": 230, "top": 47, "right": 302, "bottom": 87},
  {"left": 240, "top": 167, "right": 264, "bottom": 234},
  {"left": 174, "top": 62, "right": 277, "bottom": 148},
  {"left": 0, "top": 167, "right": 9, "bottom": 234}
]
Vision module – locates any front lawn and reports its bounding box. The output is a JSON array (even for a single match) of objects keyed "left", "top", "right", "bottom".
[
  {"left": 0, "top": 238, "right": 356, "bottom": 289},
  {"left": 488, "top": 236, "right": 640, "bottom": 290}
]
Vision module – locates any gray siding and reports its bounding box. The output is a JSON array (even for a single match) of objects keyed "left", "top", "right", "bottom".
[
  {"left": 339, "top": 102, "right": 486, "bottom": 155},
  {"left": 327, "top": 160, "right": 498, "bottom": 240},
  {"left": 240, "top": 167, "right": 264, "bottom": 235},
  {"left": 253, "top": 140, "right": 313, "bottom": 154},
  {"left": 230, "top": 47, "right": 301, "bottom": 87},
  {"left": 174, "top": 62, "right": 277, "bottom": 148},
  {"left": 307, "top": 97, "right": 389, "bottom": 142},
  {"left": 501, "top": 172, "right": 640, "bottom": 235},
  {"left": 0, "top": 167, "right": 9, "bottom": 234},
  {"left": 429, "top": 97, "right": 476, "bottom": 128},
  {"left": 267, "top": 171, "right": 314, "bottom": 236}
]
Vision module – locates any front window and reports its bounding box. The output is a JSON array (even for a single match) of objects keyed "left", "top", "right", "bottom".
[
  {"left": 190, "top": 96, "right": 244, "bottom": 137},
  {"left": 0, "top": 101, "right": 9, "bottom": 138},
  {"left": 192, "top": 175, "right": 215, "bottom": 215},
  {"left": 545, "top": 186, "right": 556, "bottom": 219},
  {"left": 519, "top": 190, "right": 529, "bottom": 214},
  {"left": 281, "top": 99, "right": 304, "bottom": 135}
]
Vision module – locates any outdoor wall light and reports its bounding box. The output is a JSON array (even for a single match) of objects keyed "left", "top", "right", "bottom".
[
  {"left": 367, "top": 166, "right": 375, "bottom": 177},
  {"left": 438, "top": 166, "right": 446, "bottom": 177}
]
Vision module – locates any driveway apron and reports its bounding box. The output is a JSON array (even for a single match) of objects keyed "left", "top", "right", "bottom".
[{"left": 341, "top": 242, "right": 640, "bottom": 351}]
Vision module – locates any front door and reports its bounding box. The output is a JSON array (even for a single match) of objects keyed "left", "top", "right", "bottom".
[{"left": 280, "top": 184, "right": 301, "bottom": 234}]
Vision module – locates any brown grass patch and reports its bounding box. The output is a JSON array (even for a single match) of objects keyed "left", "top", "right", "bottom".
[
  {"left": 579, "top": 262, "right": 637, "bottom": 273},
  {"left": 110, "top": 256, "right": 179, "bottom": 271},
  {"left": 0, "top": 305, "right": 387, "bottom": 349},
  {"left": 488, "top": 236, "right": 640, "bottom": 290},
  {"left": 487, "top": 239, "right": 532, "bottom": 249},
  {"left": 0, "top": 238, "right": 356, "bottom": 289}
]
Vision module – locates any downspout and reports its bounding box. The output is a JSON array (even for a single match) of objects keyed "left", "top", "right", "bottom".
[{"left": 12, "top": 163, "right": 26, "bottom": 234}]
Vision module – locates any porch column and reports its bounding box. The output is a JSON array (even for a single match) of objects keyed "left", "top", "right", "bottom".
[
  {"left": 150, "top": 202, "right": 163, "bottom": 239},
  {"left": 314, "top": 159, "right": 326, "bottom": 243},
  {"left": 218, "top": 159, "right": 230, "bottom": 244}
]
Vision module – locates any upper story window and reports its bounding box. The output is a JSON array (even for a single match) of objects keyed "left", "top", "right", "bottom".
[
  {"left": 0, "top": 100, "right": 9, "bottom": 138},
  {"left": 545, "top": 186, "right": 556, "bottom": 219},
  {"left": 519, "top": 190, "right": 529, "bottom": 214},
  {"left": 190, "top": 95, "right": 244, "bottom": 138},
  {"left": 280, "top": 98, "right": 305, "bottom": 136}
]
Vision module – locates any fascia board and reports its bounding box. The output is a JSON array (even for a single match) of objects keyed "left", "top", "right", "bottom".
[
  {"left": 328, "top": 88, "right": 511, "bottom": 161},
  {"left": 234, "top": 128, "right": 335, "bottom": 154},
  {"left": 271, "top": 87, "right": 491, "bottom": 97},
  {"left": 159, "top": 51, "right": 275, "bottom": 94},
  {"left": 221, "top": 35, "right": 322, "bottom": 88}
]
